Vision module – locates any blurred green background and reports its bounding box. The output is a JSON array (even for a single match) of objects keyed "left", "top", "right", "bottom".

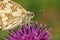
[{"left": 0, "top": 0, "right": 60, "bottom": 40}]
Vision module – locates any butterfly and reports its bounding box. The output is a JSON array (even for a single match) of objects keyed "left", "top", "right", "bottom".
[{"left": 0, "top": 0, "right": 34, "bottom": 30}]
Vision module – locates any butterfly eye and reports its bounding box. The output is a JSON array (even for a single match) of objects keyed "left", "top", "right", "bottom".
[
  {"left": 30, "top": 12, "right": 34, "bottom": 18},
  {"left": 27, "top": 12, "right": 34, "bottom": 18}
]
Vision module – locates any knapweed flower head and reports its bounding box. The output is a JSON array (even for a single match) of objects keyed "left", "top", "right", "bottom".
[{"left": 3, "top": 21, "right": 51, "bottom": 40}]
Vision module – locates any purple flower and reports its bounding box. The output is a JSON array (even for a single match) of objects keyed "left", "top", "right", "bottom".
[{"left": 3, "top": 21, "right": 51, "bottom": 40}]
